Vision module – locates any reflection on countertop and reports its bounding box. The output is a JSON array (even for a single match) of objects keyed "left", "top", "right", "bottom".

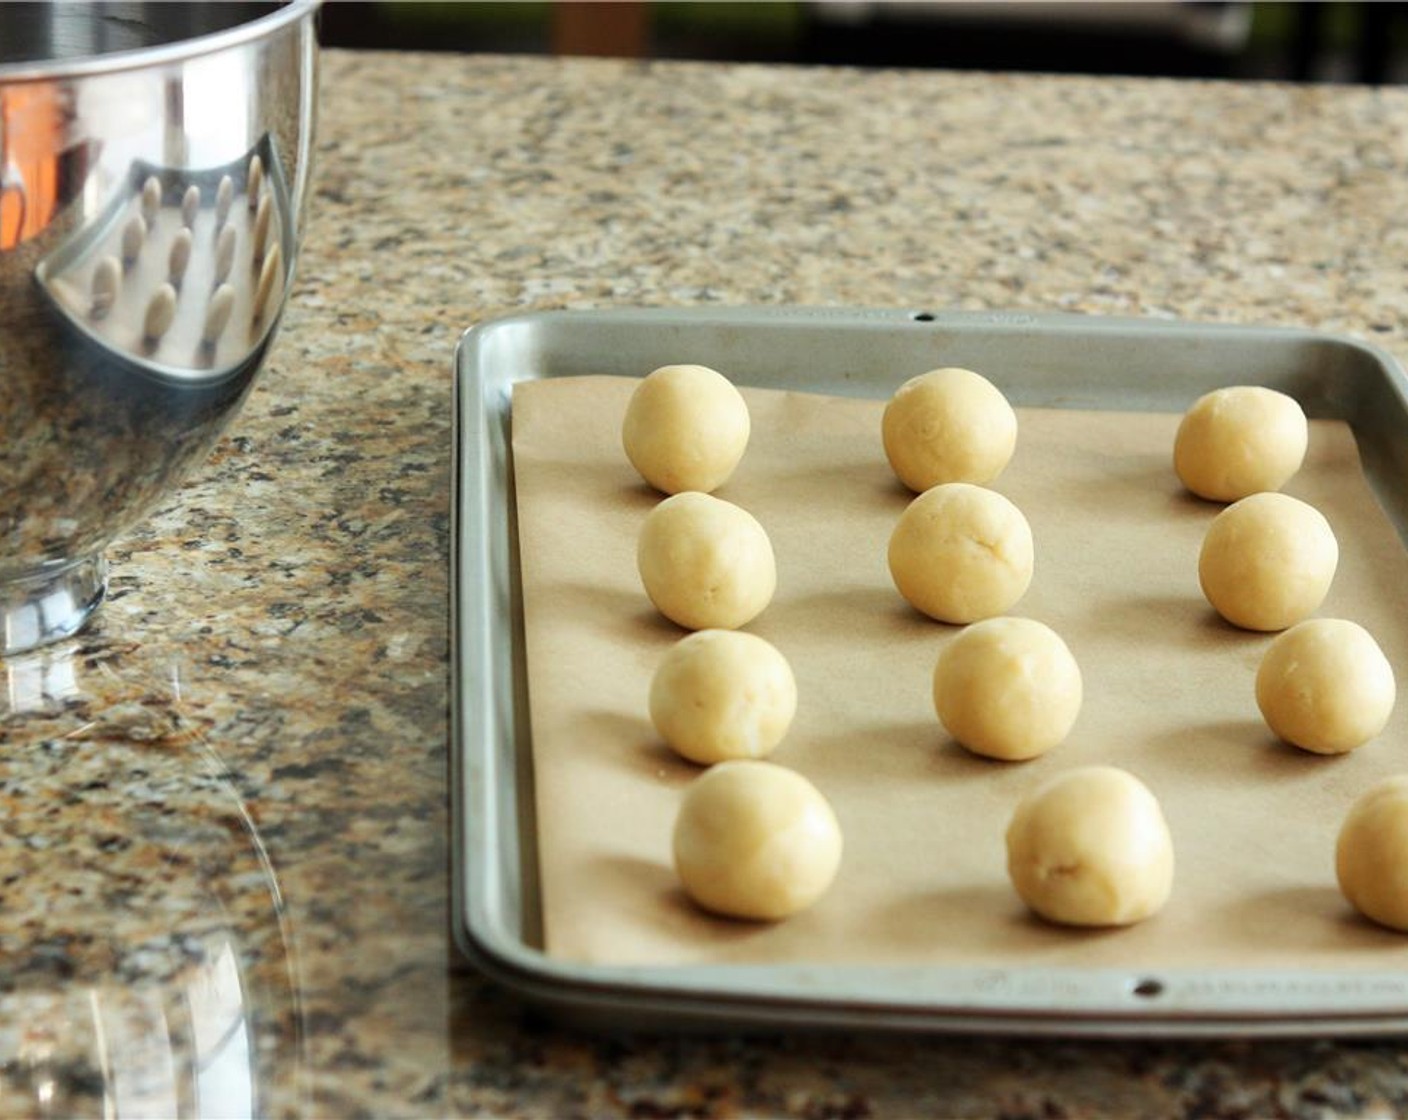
[
  {"left": 7, "top": 47, "right": 1408, "bottom": 1118},
  {"left": 0, "top": 639, "right": 301, "bottom": 1117}
]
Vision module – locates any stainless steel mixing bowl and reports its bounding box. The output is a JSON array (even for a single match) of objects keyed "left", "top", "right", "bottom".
[{"left": 0, "top": 2, "right": 318, "bottom": 655}]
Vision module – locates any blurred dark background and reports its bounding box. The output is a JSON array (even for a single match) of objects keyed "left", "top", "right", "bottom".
[{"left": 320, "top": 2, "right": 1408, "bottom": 83}]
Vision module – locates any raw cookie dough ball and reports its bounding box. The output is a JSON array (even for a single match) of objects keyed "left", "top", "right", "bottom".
[
  {"left": 1198, "top": 492, "right": 1337, "bottom": 632},
  {"left": 622, "top": 364, "right": 750, "bottom": 494},
  {"left": 1256, "top": 619, "right": 1395, "bottom": 755},
  {"left": 650, "top": 630, "right": 798, "bottom": 765},
  {"left": 882, "top": 367, "right": 1018, "bottom": 492},
  {"left": 888, "top": 483, "right": 1034, "bottom": 624},
  {"left": 673, "top": 760, "right": 842, "bottom": 921},
  {"left": 1006, "top": 766, "right": 1174, "bottom": 927},
  {"left": 933, "top": 617, "right": 1082, "bottom": 761},
  {"left": 1337, "top": 776, "right": 1408, "bottom": 932},
  {"left": 638, "top": 492, "right": 776, "bottom": 631},
  {"left": 1174, "top": 386, "right": 1308, "bottom": 502}
]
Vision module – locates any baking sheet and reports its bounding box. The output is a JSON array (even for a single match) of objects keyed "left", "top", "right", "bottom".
[
  {"left": 452, "top": 307, "right": 1408, "bottom": 1032},
  {"left": 511, "top": 373, "right": 1408, "bottom": 972}
]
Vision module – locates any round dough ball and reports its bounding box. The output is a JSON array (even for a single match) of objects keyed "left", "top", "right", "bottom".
[
  {"left": 1337, "top": 776, "right": 1408, "bottom": 932},
  {"left": 1006, "top": 766, "right": 1174, "bottom": 927},
  {"left": 638, "top": 492, "right": 776, "bottom": 631},
  {"left": 650, "top": 630, "right": 798, "bottom": 765},
  {"left": 1174, "top": 386, "right": 1308, "bottom": 502},
  {"left": 882, "top": 367, "right": 1018, "bottom": 492},
  {"left": 933, "top": 617, "right": 1082, "bottom": 761},
  {"left": 1198, "top": 492, "right": 1337, "bottom": 632},
  {"left": 1256, "top": 619, "right": 1395, "bottom": 755},
  {"left": 888, "top": 483, "right": 1034, "bottom": 624},
  {"left": 673, "top": 760, "right": 842, "bottom": 921},
  {"left": 622, "top": 364, "right": 750, "bottom": 494}
]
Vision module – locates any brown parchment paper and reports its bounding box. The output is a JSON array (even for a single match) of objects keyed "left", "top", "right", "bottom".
[{"left": 512, "top": 375, "right": 1408, "bottom": 969}]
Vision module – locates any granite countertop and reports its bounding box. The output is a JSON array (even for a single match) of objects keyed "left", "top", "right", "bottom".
[{"left": 6, "top": 48, "right": 1408, "bottom": 1118}]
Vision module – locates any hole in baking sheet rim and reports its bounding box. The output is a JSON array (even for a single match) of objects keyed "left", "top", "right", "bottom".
[
  {"left": 910, "top": 311, "right": 935, "bottom": 322},
  {"left": 1132, "top": 977, "right": 1165, "bottom": 999}
]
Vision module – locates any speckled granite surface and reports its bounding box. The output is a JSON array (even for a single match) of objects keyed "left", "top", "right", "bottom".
[{"left": 6, "top": 49, "right": 1408, "bottom": 1118}]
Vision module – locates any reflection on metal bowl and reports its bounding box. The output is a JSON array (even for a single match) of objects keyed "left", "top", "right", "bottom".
[{"left": 0, "top": 2, "right": 319, "bottom": 654}]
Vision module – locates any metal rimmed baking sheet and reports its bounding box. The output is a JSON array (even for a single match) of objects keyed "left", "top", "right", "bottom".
[{"left": 452, "top": 307, "right": 1408, "bottom": 1035}]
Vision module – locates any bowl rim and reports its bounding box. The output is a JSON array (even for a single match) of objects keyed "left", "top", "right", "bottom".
[{"left": 0, "top": 0, "right": 319, "bottom": 84}]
